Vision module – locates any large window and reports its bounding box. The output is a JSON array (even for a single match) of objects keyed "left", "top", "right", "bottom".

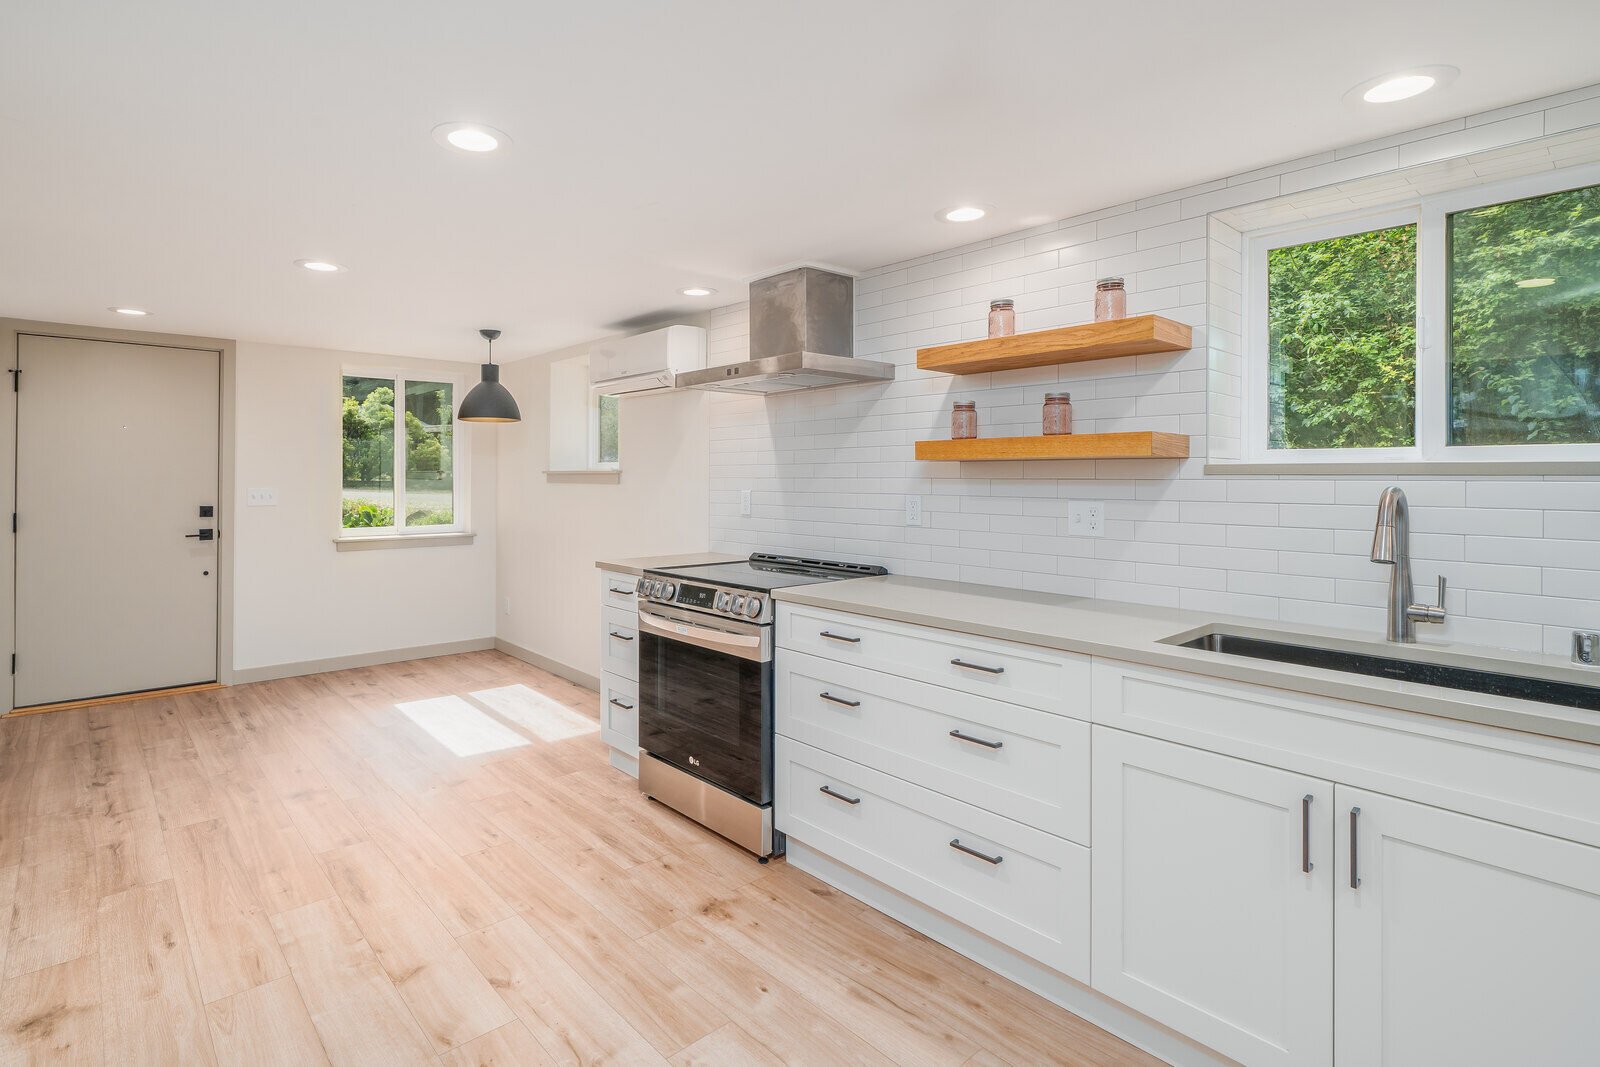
[
  {"left": 1247, "top": 167, "right": 1600, "bottom": 463},
  {"left": 341, "top": 372, "right": 462, "bottom": 533}
]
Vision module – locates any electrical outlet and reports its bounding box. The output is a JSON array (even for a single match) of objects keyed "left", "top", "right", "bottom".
[
  {"left": 246, "top": 488, "right": 277, "bottom": 507},
  {"left": 740, "top": 489, "right": 752, "bottom": 517},
  {"left": 905, "top": 495, "right": 923, "bottom": 526},
  {"left": 1067, "top": 500, "right": 1105, "bottom": 538}
]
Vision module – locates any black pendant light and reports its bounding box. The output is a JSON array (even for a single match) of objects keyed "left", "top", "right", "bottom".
[{"left": 458, "top": 328, "right": 521, "bottom": 423}]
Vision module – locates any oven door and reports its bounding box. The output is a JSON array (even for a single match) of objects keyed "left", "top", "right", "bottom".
[{"left": 637, "top": 603, "right": 773, "bottom": 806}]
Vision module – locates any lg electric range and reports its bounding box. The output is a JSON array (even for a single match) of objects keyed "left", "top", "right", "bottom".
[{"left": 634, "top": 553, "right": 886, "bottom": 858}]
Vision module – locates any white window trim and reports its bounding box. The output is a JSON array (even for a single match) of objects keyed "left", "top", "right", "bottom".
[
  {"left": 337, "top": 365, "right": 471, "bottom": 540},
  {"left": 1241, "top": 161, "right": 1600, "bottom": 466},
  {"left": 588, "top": 389, "right": 621, "bottom": 472}
]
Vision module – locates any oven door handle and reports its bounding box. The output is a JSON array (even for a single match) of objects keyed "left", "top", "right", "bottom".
[{"left": 637, "top": 607, "right": 766, "bottom": 661}]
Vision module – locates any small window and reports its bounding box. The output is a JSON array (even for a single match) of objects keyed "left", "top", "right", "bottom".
[
  {"left": 1447, "top": 184, "right": 1600, "bottom": 446},
  {"left": 1266, "top": 223, "right": 1417, "bottom": 450},
  {"left": 548, "top": 354, "right": 621, "bottom": 473},
  {"left": 342, "top": 373, "right": 462, "bottom": 532},
  {"left": 594, "top": 393, "right": 620, "bottom": 467}
]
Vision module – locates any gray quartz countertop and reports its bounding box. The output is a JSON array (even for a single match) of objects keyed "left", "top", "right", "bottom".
[
  {"left": 595, "top": 552, "right": 745, "bottom": 578},
  {"left": 775, "top": 574, "right": 1600, "bottom": 748}
]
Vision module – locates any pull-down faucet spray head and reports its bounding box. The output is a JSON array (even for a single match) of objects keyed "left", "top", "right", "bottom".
[{"left": 1370, "top": 486, "right": 1404, "bottom": 565}]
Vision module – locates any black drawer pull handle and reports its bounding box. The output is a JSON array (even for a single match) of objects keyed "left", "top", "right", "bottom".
[
  {"left": 949, "top": 838, "right": 1003, "bottom": 865},
  {"left": 820, "top": 692, "right": 861, "bottom": 708},
  {"left": 608, "top": 698, "right": 634, "bottom": 711},
  {"left": 608, "top": 631, "right": 634, "bottom": 641},
  {"left": 949, "top": 729, "right": 1003, "bottom": 750},
  {"left": 819, "top": 785, "right": 861, "bottom": 805},
  {"left": 820, "top": 631, "right": 862, "bottom": 644},
  {"left": 609, "top": 586, "right": 634, "bottom": 595},
  {"left": 950, "top": 658, "right": 1005, "bottom": 675}
]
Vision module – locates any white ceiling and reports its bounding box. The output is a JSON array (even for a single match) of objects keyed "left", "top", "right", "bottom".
[{"left": 3, "top": 0, "right": 1599, "bottom": 363}]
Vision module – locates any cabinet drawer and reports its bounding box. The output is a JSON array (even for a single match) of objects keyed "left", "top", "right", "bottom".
[
  {"left": 601, "top": 570, "right": 640, "bottom": 613},
  {"left": 776, "top": 737, "right": 1089, "bottom": 981},
  {"left": 777, "top": 650, "right": 1090, "bottom": 844},
  {"left": 600, "top": 673, "right": 638, "bottom": 753},
  {"left": 601, "top": 607, "right": 639, "bottom": 681},
  {"left": 777, "top": 603, "right": 1088, "bottom": 717}
]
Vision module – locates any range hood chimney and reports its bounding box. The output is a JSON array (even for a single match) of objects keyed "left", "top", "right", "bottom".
[{"left": 675, "top": 266, "right": 895, "bottom": 394}]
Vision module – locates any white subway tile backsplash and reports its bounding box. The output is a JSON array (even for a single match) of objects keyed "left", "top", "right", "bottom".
[{"left": 704, "top": 85, "right": 1600, "bottom": 655}]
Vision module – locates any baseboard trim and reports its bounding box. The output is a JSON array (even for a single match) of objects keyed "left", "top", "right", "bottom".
[
  {"left": 233, "top": 637, "right": 496, "bottom": 685},
  {"left": 786, "top": 840, "right": 1228, "bottom": 1067},
  {"left": 493, "top": 638, "right": 600, "bottom": 691}
]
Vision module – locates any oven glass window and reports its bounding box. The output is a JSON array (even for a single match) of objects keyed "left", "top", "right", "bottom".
[{"left": 639, "top": 631, "right": 772, "bottom": 804}]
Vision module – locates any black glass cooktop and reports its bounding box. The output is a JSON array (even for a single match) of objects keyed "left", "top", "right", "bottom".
[{"left": 651, "top": 553, "right": 886, "bottom": 594}]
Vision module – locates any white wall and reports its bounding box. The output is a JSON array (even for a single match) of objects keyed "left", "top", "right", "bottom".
[
  {"left": 708, "top": 83, "right": 1600, "bottom": 657},
  {"left": 232, "top": 341, "right": 496, "bottom": 672},
  {"left": 495, "top": 345, "right": 711, "bottom": 682}
]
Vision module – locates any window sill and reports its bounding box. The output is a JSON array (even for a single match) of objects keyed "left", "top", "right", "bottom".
[
  {"left": 333, "top": 531, "right": 476, "bottom": 551},
  {"left": 1206, "top": 460, "right": 1600, "bottom": 477},
  {"left": 544, "top": 469, "right": 621, "bottom": 483}
]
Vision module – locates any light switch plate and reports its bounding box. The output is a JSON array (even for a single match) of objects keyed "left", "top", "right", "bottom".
[
  {"left": 1067, "top": 500, "right": 1104, "bottom": 537},
  {"left": 246, "top": 488, "right": 278, "bottom": 507}
]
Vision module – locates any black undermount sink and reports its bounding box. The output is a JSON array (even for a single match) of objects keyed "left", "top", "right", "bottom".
[{"left": 1177, "top": 631, "right": 1600, "bottom": 712}]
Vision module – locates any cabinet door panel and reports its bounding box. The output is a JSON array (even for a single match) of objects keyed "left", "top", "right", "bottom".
[
  {"left": 1335, "top": 787, "right": 1600, "bottom": 1067},
  {"left": 1092, "top": 727, "right": 1333, "bottom": 1067}
]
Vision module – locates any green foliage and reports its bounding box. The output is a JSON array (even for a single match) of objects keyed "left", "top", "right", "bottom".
[
  {"left": 1448, "top": 185, "right": 1600, "bottom": 445},
  {"left": 1267, "top": 226, "right": 1417, "bottom": 449},
  {"left": 341, "top": 498, "right": 394, "bottom": 527},
  {"left": 406, "top": 507, "right": 454, "bottom": 527},
  {"left": 597, "top": 394, "right": 619, "bottom": 464}
]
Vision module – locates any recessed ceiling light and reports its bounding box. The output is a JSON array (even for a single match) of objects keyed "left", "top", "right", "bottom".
[
  {"left": 109, "top": 307, "right": 148, "bottom": 316},
  {"left": 295, "top": 259, "right": 345, "bottom": 273},
  {"left": 1346, "top": 66, "right": 1458, "bottom": 106},
  {"left": 939, "top": 206, "right": 987, "bottom": 223},
  {"left": 1517, "top": 277, "right": 1556, "bottom": 288},
  {"left": 432, "top": 122, "right": 511, "bottom": 153},
  {"left": 680, "top": 286, "right": 716, "bottom": 297}
]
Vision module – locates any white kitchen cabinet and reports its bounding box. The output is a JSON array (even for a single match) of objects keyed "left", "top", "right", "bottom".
[
  {"left": 1092, "top": 727, "right": 1334, "bottom": 1067},
  {"left": 1334, "top": 787, "right": 1600, "bottom": 1067},
  {"left": 598, "top": 569, "right": 641, "bottom": 777},
  {"left": 777, "top": 735, "right": 1091, "bottom": 981}
]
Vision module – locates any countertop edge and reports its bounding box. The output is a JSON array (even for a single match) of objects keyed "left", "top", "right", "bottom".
[
  {"left": 595, "top": 552, "right": 746, "bottom": 578},
  {"left": 774, "top": 581, "right": 1600, "bottom": 749}
]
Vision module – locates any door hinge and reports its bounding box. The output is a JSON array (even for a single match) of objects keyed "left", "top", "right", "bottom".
[
  {"left": 9, "top": 513, "right": 14, "bottom": 534},
  {"left": 7, "top": 368, "right": 16, "bottom": 392}
]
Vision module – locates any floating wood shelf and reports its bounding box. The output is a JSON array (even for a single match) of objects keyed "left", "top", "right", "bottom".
[
  {"left": 914, "top": 432, "right": 1190, "bottom": 462},
  {"left": 917, "top": 315, "right": 1193, "bottom": 375}
]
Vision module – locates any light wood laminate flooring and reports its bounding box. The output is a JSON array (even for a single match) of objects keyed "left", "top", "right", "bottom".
[{"left": 0, "top": 651, "right": 1159, "bottom": 1065}]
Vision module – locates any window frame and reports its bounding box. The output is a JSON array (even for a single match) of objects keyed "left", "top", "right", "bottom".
[
  {"left": 589, "top": 390, "right": 620, "bottom": 471},
  {"left": 1242, "top": 161, "right": 1600, "bottom": 465},
  {"left": 338, "top": 366, "right": 470, "bottom": 539}
]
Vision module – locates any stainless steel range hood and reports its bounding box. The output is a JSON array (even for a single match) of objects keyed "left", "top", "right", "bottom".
[{"left": 676, "top": 267, "right": 895, "bottom": 394}]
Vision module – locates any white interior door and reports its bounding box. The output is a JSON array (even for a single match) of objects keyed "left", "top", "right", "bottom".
[
  {"left": 15, "top": 334, "right": 219, "bottom": 707},
  {"left": 1335, "top": 787, "right": 1600, "bottom": 1067},
  {"left": 1091, "top": 727, "right": 1334, "bottom": 1067}
]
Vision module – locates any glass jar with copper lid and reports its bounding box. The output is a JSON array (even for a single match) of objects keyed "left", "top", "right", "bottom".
[{"left": 1094, "top": 277, "right": 1127, "bottom": 321}]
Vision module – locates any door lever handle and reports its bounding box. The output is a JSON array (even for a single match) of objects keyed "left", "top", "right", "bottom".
[{"left": 184, "top": 529, "right": 215, "bottom": 541}]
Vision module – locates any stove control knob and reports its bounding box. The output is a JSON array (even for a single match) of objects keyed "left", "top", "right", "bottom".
[
  {"left": 714, "top": 591, "right": 731, "bottom": 612},
  {"left": 742, "top": 597, "right": 763, "bottom": 619},
  {"left": 731, "top": 594, "right": 747, "bottom": 615},
  {"left": 651, "top": 580, "right": 666, "bottom": 599},
  {"left": 662, "top": 583, "right": 677, "bottom": 600},
  {"left": 636, "top": 577, "right": 649, "bottom": 596}
]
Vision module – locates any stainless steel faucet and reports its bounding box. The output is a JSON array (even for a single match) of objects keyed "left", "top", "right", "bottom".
[{"left": 1370, "top": 486, "right": 1447, "bottom": 643}]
